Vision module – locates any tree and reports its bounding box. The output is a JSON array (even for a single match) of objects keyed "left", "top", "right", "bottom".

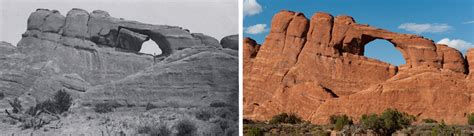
[
  {"left": 329, "top": 115, "right": 353, "bottom": 131},
  {"left": 468, "top": 113, "right": 474, "bottom": 125}
]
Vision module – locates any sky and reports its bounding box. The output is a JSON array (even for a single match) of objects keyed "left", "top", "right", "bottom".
[
  {"left": 244, "top": 0, "right": 474, "bottom": 66},
  {"left": 0, "top": 0, "right": 237, "bottom": 55}
]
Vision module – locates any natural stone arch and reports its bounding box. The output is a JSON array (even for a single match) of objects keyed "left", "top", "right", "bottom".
[
  {"left": 334, "top": 24, "right": 437, "bottom": 69},
  {"left": 116, "top": 27, "right": 173, "bottom": 56},
  {"left": 356, "top": 34, "right": 412, "bottom": 67}
]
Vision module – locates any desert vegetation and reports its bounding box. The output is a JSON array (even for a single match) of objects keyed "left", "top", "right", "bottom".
[
  {"left": 468, "top": 113, "right": 474, "bottom": 125},
  {"left": 269, "top": 113, "right": 302, "bottom": 124},
  {"left": 329, "top": 114, "right": 353, "bottom": 131},
  {"left": 359, "top": 108, "right": 415, "bottom": 135},
  {"left": 94, "top": 103, "right": 120, "bottom": 113},
  {"left": 136, "top": 121, "right": 171, "bottom": 136},
  {"left": 244, "top": 109, "right": 474, "bottom": 135},
  {"left": 5, "top": 89, "right": 73, "bottom": 130},
  {"left": 175, "top": 119, "right": 197, "bottom": 136}
]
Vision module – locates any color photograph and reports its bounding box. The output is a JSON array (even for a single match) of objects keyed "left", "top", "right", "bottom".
[{"left": 243, "top": 0, "right": 474, "bottom": 135}]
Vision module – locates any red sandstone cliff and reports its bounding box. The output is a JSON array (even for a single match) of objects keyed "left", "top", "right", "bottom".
[{"left": 244, "top": 10, "right": 474, "bottom": 124}]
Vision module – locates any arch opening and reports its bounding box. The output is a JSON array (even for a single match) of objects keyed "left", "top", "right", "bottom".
[
  {"left": 139, "top": 40, "right": 162, "bottom": 56},
  {"left": 364, "top": 39, "right": 405, "bottom": 66}
]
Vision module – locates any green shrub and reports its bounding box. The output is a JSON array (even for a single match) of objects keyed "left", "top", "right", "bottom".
[
  {"left": 422, "top": 118, "right": 438, "bottom": 123},
  {"left": 247, "top": 126, "right": 263, "bottom": 136},
  {"left": 431, "top": 121, "right": 454, "bottom": 136},
  {"left": 360, "top": 108, "right": 415, "bottom": 135},
  {"left": 269, "top": 113, "right": 302, "bottom": 124},
  {"left": 468, "top": 113, "right": 474, "bottom": 125},
  {"left": 8, "top": 98, "right": 23, "bottom": 113},
  {"left": 329, "top": 115, "right": 353, "bottom": 131},
  {"left": 175, "top": 119, "right": 197, "bottom": 136},
  {"left": 360, "top": 113, "right": 383, "bottom": 134}
]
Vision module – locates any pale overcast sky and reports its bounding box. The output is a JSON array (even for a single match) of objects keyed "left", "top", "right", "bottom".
[{"left": 0, "top": 0, "right": 237, "bottom": 55}]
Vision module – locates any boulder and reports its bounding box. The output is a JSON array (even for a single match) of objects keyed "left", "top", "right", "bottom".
[
  {"left": 42, "top": 10, "right": 66, "bottom": 33},
  {"left": 192, "top": 33, "right": 222, "bottom": 48},
  {"left": 220, "top": 34, "right": 238, "bottom": 50},
  {"left": 62, "top": 8, "right": 90, "bottom": 39},
  {"left": 27, "top": 9, "right": 51, "bottom": 31}
]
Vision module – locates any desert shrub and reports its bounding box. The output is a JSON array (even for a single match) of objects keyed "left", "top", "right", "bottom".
[
  {"left": 329, "top": 115, "right": 353, "bottom": 131},
  {"left": 94, "top": 103, "right": 115, "bottom": 113},
  {"left": 431, "top": 121, "right": 455, "bottom": 136},
  {"left": 247, "top": 126, "right": 263, "bottom": 136},
  {"left": 422, "top": 118, "right": 438, "bottom": 123},
  {"left": 145, "top": 102, "right": 158, "bottom": 110},
  {"left": 468, "top": 113, "right": 474, "bottom": 125},
  {"left": 360, "top": 113, "right": 382, "bottom": 134},
  {"left": 26, "top": 99, "right": 55, "bottom": 116},
  {"left": 137, "top": 124, "right": 171, "bottom": 136},
  {"left": 8, "top": 98, "right": 23, "bottom": 113},
  {"left": 360, "top": 108, "right": 415, "bottom": 135},
  {"left": 175, "top": 119, "right": 197, "bottom": 136},
  {"left": 26, "top": 90, "right": 72, "bottom": 115},
  {"left": 269, "top": 113, "right": 302, "bottom": 124},
  {"left": 20, "top": 117, "right": 48, "bottom": 130},
  {"left": 5, "top": 90, "right": 70, "bottom": 130},
  {"left": 195, "top": 110, "right": 212, "bottom": 121},
  {"left": 53, "top": 90, "right": 72, "bottom": 114}
]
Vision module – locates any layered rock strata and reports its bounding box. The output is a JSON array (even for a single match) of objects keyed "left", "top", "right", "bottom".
[{"left": 244, "top": 10, "right": 473, "bottom": 124}]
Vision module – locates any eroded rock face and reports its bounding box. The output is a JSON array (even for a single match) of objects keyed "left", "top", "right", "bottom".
[
  {"left": 0, "top": 8, "right": 237, "bottom": 135},
  {"left": 192, "top": 33, "right": 222, "bottom": 48},
  {"left": 221, "top": 34, "right": 239, "bottom": 50},
  {"left": 467, "top": 49, "right": 474, "bottom": 78},
  {"left": 244, "top": 10, "right": 473, "bottom": 124},
  {"left": 0, "top": 41, "right": 16, "bottom": 54}
]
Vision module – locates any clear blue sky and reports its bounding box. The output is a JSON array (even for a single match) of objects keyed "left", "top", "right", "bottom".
[{"left": 244, "top": 0, "right": 474, "bottom": 66}]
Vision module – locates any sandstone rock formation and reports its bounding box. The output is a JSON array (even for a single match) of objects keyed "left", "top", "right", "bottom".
[
  {"left": 221, "top": 35, "right": 239, "bottom": 50},
  {"left": 0, "top": 8, "right": 238, "bottom": 135},
  {"left": 244, "top": 10, "right": 474, "bottom": 124}
]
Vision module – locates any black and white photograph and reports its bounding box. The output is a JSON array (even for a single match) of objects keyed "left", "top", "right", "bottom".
[{"left": 0, "top": 0, "right": 238, "bottom": 135}]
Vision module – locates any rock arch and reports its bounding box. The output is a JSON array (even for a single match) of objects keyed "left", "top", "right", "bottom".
[
  {"left": 115, "top": 27, "right": 175, "bottom": 56},
  {"left": 329, "top": 15, "right": 438, "bottom": 69}
]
